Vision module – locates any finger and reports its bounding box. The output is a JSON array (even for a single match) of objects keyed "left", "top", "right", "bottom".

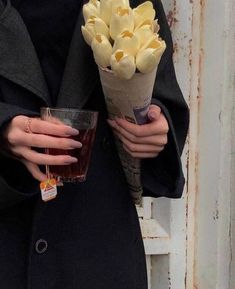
[
  {"left": 115, "top": 131, "right": 165, "bottom": 153},
  {"left": 112, "top": 124, "right": 168, "bottom": 145},
  {"left": 16, "top": 133, "right": 82, "bottom": 149},
  {"left": 22, "top": 160, "right": 47, "bottom": 182},
  {"left": 147, "top": 105, "right": 161, "bottom": 121},
  {"left": 17, "top": 147, "right": 78, "bottom": 165},
  {"left": 17, "top": 116, "right": 79, "bottom": 136},
  {"left": 31, "top": 119, "right": 79, "bottom": 136},
  {"left": 108, "top": 118, "right": 168, "bottom": 142},
  {"left": 109, "top": 115, "right": 168, "bottom": 137},
  {"left": 123, "top": 144, "right": 160, "bottom": 159}
]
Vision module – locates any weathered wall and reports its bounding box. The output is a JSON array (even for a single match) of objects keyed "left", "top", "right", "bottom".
[{"left": 144, "top": 0, "right": 235, "bottom": 288}]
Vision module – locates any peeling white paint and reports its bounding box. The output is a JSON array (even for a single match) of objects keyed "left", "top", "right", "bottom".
[{"left": 139, "top": 0, "right": 235, "bottom": 288}]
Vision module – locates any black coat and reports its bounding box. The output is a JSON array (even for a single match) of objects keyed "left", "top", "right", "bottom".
[{"left": 0, "top": 0, "right": 189, "bottom": 288}]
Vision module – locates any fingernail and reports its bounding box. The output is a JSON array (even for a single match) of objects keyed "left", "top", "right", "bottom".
[
  {"left": 71, "top": 141, "right": 82, "bottom": 148},
  {"left": 148, "top": 112, "right": 156, "bottom": 120},
  {"left": 66, "top": 128, "right": 79, "bottom": 136},
  {"left": 66, "top": 157, "right": 78, "bottom": 164}
]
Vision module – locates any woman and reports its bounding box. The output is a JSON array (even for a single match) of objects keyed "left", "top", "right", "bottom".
[{"left": 0, "top": 0, "right": 189, "bottom": 288}]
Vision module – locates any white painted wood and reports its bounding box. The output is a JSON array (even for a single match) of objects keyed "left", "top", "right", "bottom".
[
  {"left": 185, "top": 0, "right": 202, "bottom": 287},
  {"left": 139, "top": 0, "right": 192, "bottom": 288},
  {"left": 146, "top": 256, "right": 152, "bottom": 289},
  {"left": 151, "top": 255, "right": 170, "bottom": 289},
  {"left": 140, "top": 219, "right": 169, "bottom": 238},
  {"left": 139, "top": 0, "right": 235, "bottom": 288},
  {"left": 192, "top": 0, "right": 235, "bottom": 288},
  {"left": 144, "top": 239, "right": 170, "bottom": 256},
  {"left": 142, "top": 197, "right": 152, "bottom": 220},
  {"left": 230, "top": 88, "right": 235, "bottom": 289},
  {"left": 225, "top": 4, "right": 235, "bottom": 289}
]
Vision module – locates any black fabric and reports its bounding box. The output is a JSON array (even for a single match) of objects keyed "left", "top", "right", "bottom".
[
  {"left": 11, "top": 0, "right": 82, "bottom": 105},
  {"left": 0, "top": 0, "right": 189, "bottom": 204},
  {"left": 0, "top": 0, "right": 189, "bottom": 288},
  {"left": 152, "top": 0, "right": 189, "bottom": 155}
]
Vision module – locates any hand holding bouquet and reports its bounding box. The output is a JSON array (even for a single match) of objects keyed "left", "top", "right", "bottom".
[{"left": 81, "top": 0, "right": 167, "bottom": 204}]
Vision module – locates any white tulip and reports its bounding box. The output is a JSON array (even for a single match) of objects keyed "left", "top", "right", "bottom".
[
  {"left": 83, "top": 0, "right": 100, "bottom": 22},
  {"left": 135, "top": 19, "right": 154, "bottom": 31},
  {"left": 134, "top": 27, "right": 154, "bottom": 48},
  {"left": 81, "top": 16, "right": 109, "bottom": 46},
  {"left": 153, "top": 19, "right": 160, "bottom": 33},
  {"left": 133, "top": 1, "right": 155, "bottom": 27},
  {"left": 113, "top": 30, "right": 140, "bottom": 56},
  {"left": 136, "top": 36, "right": 166, "bottom": 73},
  {"left": 134, "top": 20, "right": 155, "bottom": 48},
  {"left": 109, "top": 7, "right": 134, "bottom": 40},
  {"left": 100, "top": 0, "right": 113, "bottom": 26},
  {"left": 91, "top": 34, "right": 113, "bottom": 68},
  {"left": 100, "top": 0, "right": 130, "bottom": 26},
  {"left": 110, "top": 50, "right": 136, "bottom": 79},
  {"left": 112, "top": 0, "right": 130, "bottom": 12}
]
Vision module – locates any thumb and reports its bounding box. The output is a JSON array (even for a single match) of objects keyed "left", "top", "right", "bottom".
[{"left": 147, "top": 105, "right": 161, "bottom": 122}]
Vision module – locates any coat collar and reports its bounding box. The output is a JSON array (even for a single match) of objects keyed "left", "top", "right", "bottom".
[
  {"left": 0, "top": 0, "right": 146, "bottom": 108},
  {"left": 0, "top": 0, "right": 98, "bottom": 108},
  {"left": 0, "top": 0, "right": 50, "bottom": 105},
  {"left": 56, "top": 7, "right": 99, "bottom": 109}
]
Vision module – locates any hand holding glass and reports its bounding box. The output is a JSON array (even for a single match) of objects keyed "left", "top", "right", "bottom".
[{"left": 40, "top": 108, "right": 98, "bottom": 182}]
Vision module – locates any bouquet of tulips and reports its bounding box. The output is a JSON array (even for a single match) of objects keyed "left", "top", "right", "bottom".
[
  {"left": 81, "top": 0, "right": 166, "bottom": 204},
  {"left": 81, "top": 0, "right": 166, "bottom": 79}
]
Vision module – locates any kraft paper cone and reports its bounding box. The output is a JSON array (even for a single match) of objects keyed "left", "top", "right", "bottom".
[
  {"left": 98, "top": 67, "right": 157, "bottom": 204},
  {"left": 99, "top": 67, "right": 157, "bottom": 124}
]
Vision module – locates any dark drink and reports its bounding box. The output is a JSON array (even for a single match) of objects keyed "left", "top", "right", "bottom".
[
  {"left": 47, "top": 128, "right": 96, "bottom": 182},
  {"left": 41, "top": 108, "right": 98, "bottom": 183}
]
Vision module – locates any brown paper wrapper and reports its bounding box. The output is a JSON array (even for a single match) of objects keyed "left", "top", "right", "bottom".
[{"left": 99, "top": 67, "right": 157, "bottom": 204}]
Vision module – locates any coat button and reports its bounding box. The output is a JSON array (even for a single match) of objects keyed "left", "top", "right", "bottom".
[
  {"left": 35, "top": 239, "right": 48, "bottom": 254},
  {"left": 102, "top": 137, "right": 111, "bottom": 150}
]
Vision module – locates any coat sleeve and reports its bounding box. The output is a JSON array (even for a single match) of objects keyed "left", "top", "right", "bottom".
[
  {"left": 0, "top": 100, "right": 40, "bottom": 210},
  {"left": 141, "top": 0, "right": 189, "bottom": 198}
]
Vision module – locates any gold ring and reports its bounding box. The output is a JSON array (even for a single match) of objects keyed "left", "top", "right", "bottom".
[{"left": 25, "top": 117, "right": 33, "bottom": 134}]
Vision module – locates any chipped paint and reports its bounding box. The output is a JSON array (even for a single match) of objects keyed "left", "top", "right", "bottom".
[
  {"left": 139, "top": 0, "right": 235, "bottom": 288},
  {"left": 185, "top": 0, "right": 206, "bottom": 288},
  {"left": 166, "top": 0, "right": 178, "bottom": 28}
]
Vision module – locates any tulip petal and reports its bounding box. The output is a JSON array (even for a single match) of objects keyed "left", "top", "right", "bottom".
[
  {"left": 83, "top": 0, "right": 100, "bottom": 22},
  {"left": 153, "top": 19, "right": 160, "bottom": 33},
  {"left": 91, "top": 16, "right": 110, "bottom": 39},
  {"left": 91, "top": 34, "right": 113, "bottom": 68},
  {"left": 100, "top": 0, "right": 113, "bottom": 26},
  {"left": 110, "top": 7, "right": 135, "bottom": 40},
  {"left": 136, "top": 48, "right": 158, "bottom": 73},
  {"left": 81, "top": 25, "right": 94, "bottom": 46},
  {"left": 134, "top": 19, "right": 154, "bottom": 31},
  {"left": 100, "top": 0, "right": 130, "bottom": 25},
  {"left": 133, "top": 1, "right": 156, "bottom": 27},
  {"left": 111, "top": 0, "right": 130, "bottom": 12},
  {"left": 113, "top": 30, "right": 140, "bottom": 56},
  {"left": 136, "top": 38, "right": 166, "bottom": 73},
  {"left": 110, "top": 50, "right": 136, "bottom": 79},
  {"left": 134, "top": 26, "right": 154, "bottom": 48},
  {"left": 81, "top": 16, "right": 110, "bottom": 46}
]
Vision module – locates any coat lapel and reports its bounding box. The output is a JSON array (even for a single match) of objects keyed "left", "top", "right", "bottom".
[
  {"left": 0, "top": 0, "right": 50, "bottom": 105},
  {"left": 0, "top": 0, "right": 143, "bottom": 109},
  {"left": 56, "top": 7, "right": 99, "bottom": 109}
]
